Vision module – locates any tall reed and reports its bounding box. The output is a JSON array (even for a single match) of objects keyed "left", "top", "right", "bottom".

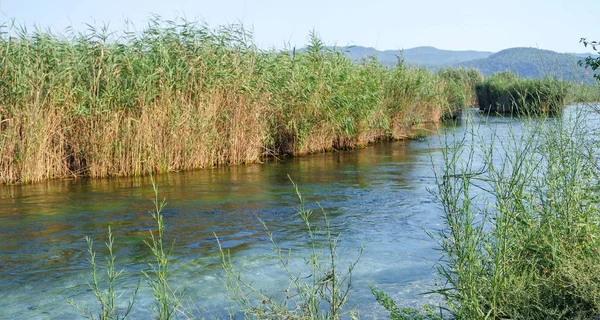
[
  {"left": 0, "top": 18, "right": 471, "bottom": 184},
  {"left": 475, "top": 72, "right": 569, "bottom": 115}
]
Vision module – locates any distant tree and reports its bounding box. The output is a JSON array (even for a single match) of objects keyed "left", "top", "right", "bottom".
[{"left": 578, "top": 38, "right": 600, "bottom": 80}]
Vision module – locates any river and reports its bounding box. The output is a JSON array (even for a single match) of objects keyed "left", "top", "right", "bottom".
[{"left": 1, "top": 106, "right": 597, "bottom": 319}]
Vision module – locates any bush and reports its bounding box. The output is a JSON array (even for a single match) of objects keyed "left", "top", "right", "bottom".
[{"left": 431, "top": 109, "right": 600, "bottom": 319}]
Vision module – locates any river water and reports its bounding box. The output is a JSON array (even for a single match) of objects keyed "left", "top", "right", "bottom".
[{"left": 0, "top": 106, "right": 597, "bottom": 319}]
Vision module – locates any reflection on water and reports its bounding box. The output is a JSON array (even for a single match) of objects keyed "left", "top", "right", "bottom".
[{"left": 1, "top": 106, "right": 597, "bottom": 319}]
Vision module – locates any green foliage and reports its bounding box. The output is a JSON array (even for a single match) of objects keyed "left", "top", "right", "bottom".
[
  {"left": 0, "top": 17, "right": 476, "bottom": 183},
  {"left": 438, "top": 68, "right": 483, "bottom": 109},
  {"left": 69, "top": 179, "right": 188, "bottom": 319},
  {"left": 68, "top": 226, "right": 139, "bottom": 320},
  {"left": 370, "top": 286, "right": 443, "bottom": 320},
  {"left": 142, "top": 180, "right": 186, "bottom": 320},
  {"left": 432, "top": 110, "right": 600, "bottom": 319},
  {"left": 567, "top": 83, "right": 600, "bottom": 103},
  {"left": 475, "top": 72, "right": 569, "bottom": 115},
  {"left": 578, "top": 38, "right": 600, "bottom": 81}
]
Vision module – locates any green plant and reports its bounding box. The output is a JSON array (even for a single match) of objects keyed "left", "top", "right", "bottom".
[
  {"left": 142, "top": 179, "right": 186, "bottom": 320},
  {"left": 68, "top": 226, "right": 139, "bottom": 320},
  {"left": 578, "top": 38, "right": 600, "bottom": 80},
  {"left": 370, "top": 286, "right": 443, "bottom": 320},
  {"left": 430, "top": 108, "right": 600, "bottom": 319},
  {"left": 0, "top": 17, "right": 475, "bottom": 185},
  {"left": 218, "top": 177, "right": 362, "bottom": 319},
  {"left": 475, "top": 72, "right": 569, "bottom": 115}
]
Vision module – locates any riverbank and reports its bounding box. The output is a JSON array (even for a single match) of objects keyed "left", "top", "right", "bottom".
[{"left": 0, "top": 18, "right": 478, "bottom": 185}]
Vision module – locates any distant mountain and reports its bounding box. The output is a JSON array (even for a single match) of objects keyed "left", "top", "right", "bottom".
[
  {"left": 456, "top": 47, "right": 596, "bottom": 83},
  {"left": 402, "top": 46, "right": 494, "bottom": 67},
  {"left": 324, "top": 45, "right": 597, "bottom": 83},
  {"left": 331, "top": 46, "right": 493, "bottom": 67}
]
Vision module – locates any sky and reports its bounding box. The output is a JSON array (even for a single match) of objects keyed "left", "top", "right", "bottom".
[{"left": 0, "top": 0, "right": 598, "bottom": 53}]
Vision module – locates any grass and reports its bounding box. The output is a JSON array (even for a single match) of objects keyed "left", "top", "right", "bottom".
[
  {"left": 68, "top": 226, "right": 139, "bottom": 320},
  {"left": 567, "top": 82, "right": 600, "bottom": 103},
  {"left": 437, "top": 68, "right": 483, "bottom": 111},
  {"left": 70, "top": 176, "right": 362, "bottom": 319},
  {"left": 475, "top": 72, "right": 570, "bottom": 115},
  {"left": 0, "top": 18, "right": 472, "bottom": 184},
  {"left": 370, "top": 105, "right": 600, "bottom": 319},
  {"left": 426, "top": 107, "right": 600, "bottom": 319},
  {"left": 142, "top": 181, "right": 186, "bottom": 320}
]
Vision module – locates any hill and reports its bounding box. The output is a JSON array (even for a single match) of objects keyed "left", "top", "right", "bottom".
[
  {"left": 325, "top": 45, "right": 597, "bottom": 83},
  {"left": 402, "top": 46, "right": 493, "bottom": 66},
  {"left": 456, "top": 47, "right": 595, "bottom": 82},
  {"left": 332, "top": 46, "right": 493, "bottom": 67}
]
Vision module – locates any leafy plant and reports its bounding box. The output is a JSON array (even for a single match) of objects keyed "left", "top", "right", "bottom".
[
  {"left": 142, "top": 179, "right": 186, "bottom": 320},
  {"left": 578, "top": 38, "right": 600, "bottom": 80},
  {"left": 68, "top": 226, "right": 139, "bottom": 320},
  {"left": 430, "top": 108, "right": 600, "bottom": 319},
  {"left": 370, "top": 285, "right": 443, "bottom": 320}
]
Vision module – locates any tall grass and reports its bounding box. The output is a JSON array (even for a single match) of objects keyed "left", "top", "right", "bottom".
[
  {"left": 567, "top": 83, "right": 600, "bottom": 103},
  {"left": 429, "top": 109, "right": 600, "bottom": 319},
  {"left": 142, "top": 181, "right": 186, "bottom": 320},
  {"left": 475, "top": 72, "right": 569, "bottom": 115},
  {"left": 70, "top": 176, "right": 362, "bottom": 319},
  {"left": 437, "top": 68, "right": 483, "bottom": 111},
  {"left": 0, "top": 18, "right": 471, "bottom": 184}
]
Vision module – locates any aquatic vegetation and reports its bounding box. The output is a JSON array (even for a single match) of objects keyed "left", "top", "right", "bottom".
[
  {"left": 567, "top": 83, "right": 600, "bottom": 103},
  {"left": 0, "top": 18, "right": 471, "bottom": 184},
  {"left": 69, "top": 179, "right": 186, "bottom": 320},
  {"left": 142, "top": 182, "right": 186, "bottom": 320},
  {"left": 68, "top": 226, "right": 139, "bottom": 320},
  {"left": 437, "top": 68, "right": 483, "bottom": 110},
  {"left": 475, "top": 72, "right": 570, "bottom": 115},
  {"left": 218, "top": 177, "right": 362, "bottom": 319}
]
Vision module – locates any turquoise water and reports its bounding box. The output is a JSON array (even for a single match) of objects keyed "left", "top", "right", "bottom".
[{"left": 1, "top": 106, "right": 596, "bottom": 319}]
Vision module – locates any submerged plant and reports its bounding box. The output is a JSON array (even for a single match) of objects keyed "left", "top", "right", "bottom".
[{"left": 218, "top": 177, "right": 362, "bottom": 319}]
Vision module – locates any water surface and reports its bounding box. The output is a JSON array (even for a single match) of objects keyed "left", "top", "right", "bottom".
[{"left": 1, "top": 106, "right": 597, "bottom": 319}]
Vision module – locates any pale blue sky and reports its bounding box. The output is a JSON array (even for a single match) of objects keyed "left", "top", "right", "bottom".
[{"left": 0, "top": 0, "right": 598, "bottom": 53}]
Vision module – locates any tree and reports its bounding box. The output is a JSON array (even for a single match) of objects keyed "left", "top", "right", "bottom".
[{"left": 578, "top": 38, "right": 600, "bottom": 80}]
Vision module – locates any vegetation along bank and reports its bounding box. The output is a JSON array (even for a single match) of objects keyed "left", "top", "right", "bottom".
[{"left": 0, "top": 18, "right": 478, "bottom": 184}]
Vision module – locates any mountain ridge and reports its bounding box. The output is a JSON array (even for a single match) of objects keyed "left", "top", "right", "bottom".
[{"left": 324, "top": 45, "right": 597, "bottom": 82}]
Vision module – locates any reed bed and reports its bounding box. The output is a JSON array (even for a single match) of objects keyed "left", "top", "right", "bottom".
[
  {"left": 437, "top": 68, "right": 483, "bottom": 110},
  {"left": 475, "top": 72, "right": 569, "bottom": 115},
  {"left": 0, "top": 18, "right": 469, "bottom": 184},
  {"left": 567, "top": 83, "right": 600, "bottom": 103}
]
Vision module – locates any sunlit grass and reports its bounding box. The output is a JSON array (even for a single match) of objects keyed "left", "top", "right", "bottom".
[{"left": 0, "top": 18, "right": 470, "bottom": 184}]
